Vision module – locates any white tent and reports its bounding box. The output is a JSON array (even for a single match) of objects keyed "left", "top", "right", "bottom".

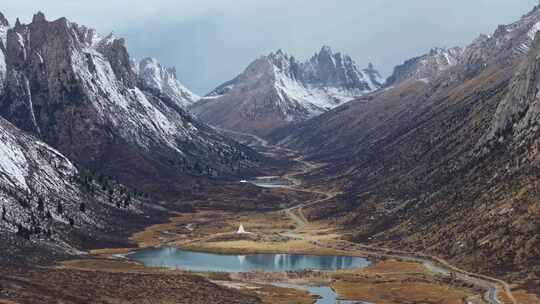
[{"left": 236, "top": 224, "right": 247, "bottom": 234}]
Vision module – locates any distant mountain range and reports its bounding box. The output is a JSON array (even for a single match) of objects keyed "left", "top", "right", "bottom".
[{"left": 190, "top": 46, "right": 384, "bottom": 136}]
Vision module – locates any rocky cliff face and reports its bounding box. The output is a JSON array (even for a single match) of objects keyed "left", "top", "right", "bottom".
[
  {"left": 385, "top": 47, "right": 462, "bottom": 86},
  {"left": 136, "top": 57, "right": 199, "bottom": 108},
  {"left": 191, "top": 46, "right": 383, "bottom": 136},
  {"left": 483, "top": 31, "right": 540, "bottom": 146},
  {"left": 301, "top": 46, "right": 384, "bottom": 92},
  {"left": 0, "top": 13, "right": 9, "bottom": 97},
  {"left": 0, "top": 13, "right": 258, "bottom": 196}
]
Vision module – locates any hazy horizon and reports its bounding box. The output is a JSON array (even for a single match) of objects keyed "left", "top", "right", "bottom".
[{"left": 1, "top": 0, "right": 537, "bottom": 94}]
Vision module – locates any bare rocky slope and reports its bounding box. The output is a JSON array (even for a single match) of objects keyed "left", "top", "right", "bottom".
[
  {"left": 0, "top": 12, "right": 266, "bottom": 266},
  {"left": 0, "top": 114, "right": 163, "bottom": 265},
  {"left": 0, "top": 13, "right": 259, "bottom": 197},
  {"left": 385, "top": 47, "right": 463, "bottom": 86},
  {"left": 269, "top": 3, "right": 540, "bottom": 291},
  {"left": 191, "top": 46, "right": 383, "bottom": 136}
]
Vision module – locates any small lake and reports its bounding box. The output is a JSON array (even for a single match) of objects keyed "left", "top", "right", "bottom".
[
  {"left": 127, "top": 247, "right": 370, "bottom": 273},
  {"left": 241, "top": 176, "right": 291, "bottom": 188}
]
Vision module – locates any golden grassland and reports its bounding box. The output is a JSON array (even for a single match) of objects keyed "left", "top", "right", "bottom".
[
  {"left": 513, "top": 290, "right": 540, "bottom": 304},
  {"left": 170, "top": 210, "right": 358, "bottom": 256},
  {"left": 256, "top": 285, "right": 313, "bottom": 304},
  {"left": 69, "top": 207, "right": 540, "bottom": 304},
  {"left": 331, "top": 260, "right": 474, "bottom": 304},
  {"left": 181, "top": 238, "right": 348, "bottom": 256},
  {"left": 332, "top": 280, "right": 470, "bottom": 304},
  {"left": 121, "top": 208, "right": 495, "bottom": 304},
  {"left": 209, "top": 281, "right": 314, "bottom": 304}
]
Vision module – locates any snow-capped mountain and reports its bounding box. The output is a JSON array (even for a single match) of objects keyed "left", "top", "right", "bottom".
[
  {"left": 0, "top": 13, "right": 9, "bottom": 97},
  {"left": 301, "top": 46, "right": 384, "bottom": 95},
  {"left": 136, "top": 57, "right": 199, "bottom": 108},
  {"left": 0, "top": 115, "right": 148, "bottom": 256},
  {"left": 0, "top": 12, "right": 257, "bottom": 195},
  {"left": 191, "top": 46, "right": 383, "bottom": 136},
  {"left": 385, "top": 47, "right": 463, "bottom": 86}
]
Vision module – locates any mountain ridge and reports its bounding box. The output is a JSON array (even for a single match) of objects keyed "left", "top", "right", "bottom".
[
  {"left": 191, "top": 46, "right": 383, "bottom": 136},
  {"left": 0, "top": 12, "right": 259, "bottom": 198}
]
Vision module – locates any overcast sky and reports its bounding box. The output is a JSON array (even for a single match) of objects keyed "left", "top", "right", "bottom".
[{"left": 1, "top": 0, "right": 538, "bottom": 94}]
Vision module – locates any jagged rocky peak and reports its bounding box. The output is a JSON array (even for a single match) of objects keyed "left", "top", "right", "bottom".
[
  {"left": 266, "top": 49, "right": 299, "bottom": 76},
  {"left": 191, "top": 45, "right": 382, "bottom": 136},
  {"left": 386, "top": 47, "right": 463, "bottom": 86},
  {"left": 137, "top": 57, "right": 200, "bottom": 107},
  {"left": 250, "top": 45, "right": 384, "bottom": 92},
  {"left": 304, "top": 45, "right": 383, "bottom": 90},
  {"left": 0, "top": 12, "right": 256, "bottom": 194},
  {"left": 95, "top": 33, "right": 138, "bottom": 88},
  {"left": 74, "top": 24, "right": 100, "bottom": 46},
  {"left": 2, "top": 13, "right": 91, "bottom": 134},
  {"left": 32, "top": 11, "right": 47, "bottom": 23},
  {"left": 268, "top": 49, "right": 292, "bottom": 63},
  {"left": 363, "top": 62, "right": 385, "bottom": 88}
]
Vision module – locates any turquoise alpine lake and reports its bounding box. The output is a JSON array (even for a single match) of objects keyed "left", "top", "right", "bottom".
[{"left": 127, "top": 247, "right": 370, "bottom": 273}]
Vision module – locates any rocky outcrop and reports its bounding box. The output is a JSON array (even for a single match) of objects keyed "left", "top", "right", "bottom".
[
  {"left": 301, "top": 46, "right": 384, "bottom": 91},
  {"left": 482, "top": 30, "right": 540, "bottom": 147},
  {"left": 192, "top": 46, "right": 383, "bottom": 136},
  {"left": 136, "top": 57, "right": 199, "bottom": 108},
  {"left": 96, "top": 33, "right": 138, "bottom": 89},
  {"left": 386, "top": 47, "right": 462, "bottom": 86},
  {"left": 0, "top": 13, "right": 9, "bottom": 97},
  {"left": 0, "top": 12, "right": 258, "bottom": 196}
]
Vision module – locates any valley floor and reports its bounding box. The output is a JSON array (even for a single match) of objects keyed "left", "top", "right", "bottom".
[{"left": 1, "top": 134, "right": 539, "bottom": 304}]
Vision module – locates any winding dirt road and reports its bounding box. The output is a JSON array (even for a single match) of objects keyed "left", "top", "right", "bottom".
[
  {"left": 228, "top": 129, "right": 516, "bottom": 304},
  {"left": 283, "top": 160, "right": 515, "bottom": 304}
]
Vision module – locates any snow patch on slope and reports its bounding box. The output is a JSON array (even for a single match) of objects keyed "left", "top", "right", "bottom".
[
  {"left": 0, "top": 129, "right": 29, "bottom": 191},
  {"left": 528, "top": 21, "right": 540, "bottom": 40},
  {"left": 273, "top": 66, "right": 365, "bottom": 116},
  {"left": 69, "top": 46, "right": 186, "bottom": 153},
  {"left": 0, "top": 22, "right": 8, "bottom": 48}
]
